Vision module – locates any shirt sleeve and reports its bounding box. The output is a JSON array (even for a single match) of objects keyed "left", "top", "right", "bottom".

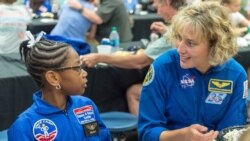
[
  {"left": 90, "top": 100, "right": 112, "bottom": 140},
  {"left": 216, "top": 69, "right": 248, "bottom": 130},
  {"left": 144, "top": 36, "right": 172, "bottom": 60},
  {"left": 96, "top": 1, "right": 117, "bottom": 23},
  {"left": 8, "top": 118, "right": 33, "bottom": 141},
  {"left": 138, "top": 63, "right": 170, "bottom": 141}
]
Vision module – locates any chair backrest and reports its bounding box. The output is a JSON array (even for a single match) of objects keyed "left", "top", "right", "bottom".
[
  {"left": 44, "top": 34, "right": 91, "bottom": 55},
  {"left": 0, "top": 129, "right": 7, "bottom": 141}
]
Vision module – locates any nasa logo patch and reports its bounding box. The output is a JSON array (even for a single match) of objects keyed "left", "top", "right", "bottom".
[{"left": 33, "top": 119, "right": 57, "bottom": 141}]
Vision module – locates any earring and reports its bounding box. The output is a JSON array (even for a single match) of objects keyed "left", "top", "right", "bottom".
[{"left": 56, "top": 84, "right": 61, "bottom": 90}]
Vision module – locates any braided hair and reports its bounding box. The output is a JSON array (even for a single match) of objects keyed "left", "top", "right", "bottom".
[{"left": 20, "top": 38, "right": 69, "bottom": 88}]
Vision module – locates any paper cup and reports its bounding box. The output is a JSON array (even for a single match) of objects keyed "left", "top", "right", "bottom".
[{"left": 97, "top": 45, "right": 112, "bottom": 55}]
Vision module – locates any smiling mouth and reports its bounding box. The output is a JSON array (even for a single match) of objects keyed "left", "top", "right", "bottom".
[{"left": 180, "top": 56, "right": 191, "bottom": 63}]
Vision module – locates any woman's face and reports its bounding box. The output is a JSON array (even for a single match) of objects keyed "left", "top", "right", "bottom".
[
  {"left": 57, "top": 47, "right": 88, "bottom": 95},
  {"left": 176, "top": 26, "right": 211, "bottom": 73}
]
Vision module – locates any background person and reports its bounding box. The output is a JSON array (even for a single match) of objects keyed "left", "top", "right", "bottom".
[
  {"left": 222, "top": 0, "right": 250, "bottom": 36},
  {"left": 0, "top": 0, "right": 31, "bottom": 54},
  {"left": 24, "top": 0, "right": 52, "bottom": 15},
  {"left": 138, "top": 2, "right": 248, "bottom": 141},
  {"left": 80, "top": 0, "right": 187, "bottom": 116},
  {"left": 68, "top": 0, "right": 133, "bottom": 43},
  {"left": 50, "top": 0, "right": 97, "bottom": 42},
  {"left": 8, "top": 32, "right": 111, "bottom": 141}
]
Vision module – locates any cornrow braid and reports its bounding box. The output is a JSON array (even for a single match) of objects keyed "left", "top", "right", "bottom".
[{"left": 20, "top": 38, "right": 69, "bottom": 87}]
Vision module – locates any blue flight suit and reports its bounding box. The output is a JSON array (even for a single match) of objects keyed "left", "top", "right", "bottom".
[
  {"left": 8, "top": 91, "right": 111, "bottom": 141},
  {"left": 138, "top": 49, "right": 248, "bottom": 141}
]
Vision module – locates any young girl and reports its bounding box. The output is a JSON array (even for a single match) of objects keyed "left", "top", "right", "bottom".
[{"left": 7, "top": 32, "right": 111, "bottom": 141}]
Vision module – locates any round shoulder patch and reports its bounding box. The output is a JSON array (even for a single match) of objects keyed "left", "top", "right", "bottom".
[
  {"left": 33, "top": 119, "right": 58, "bottom": 141},
  {"left": 143, "top": 65, "right": 155, "bottom": 86}
]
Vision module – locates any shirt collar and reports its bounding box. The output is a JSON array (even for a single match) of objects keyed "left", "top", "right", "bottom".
[{"left": 33, "top": 91, "right": 73, "bottom": 115}]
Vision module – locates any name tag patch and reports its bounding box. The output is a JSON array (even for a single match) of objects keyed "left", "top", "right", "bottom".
[
  {"left": 208, "top": 79, "right": 233, "bottom": 94},
  {"left": 73, "top": 105, "right": 95, "bottom": 124},
  {"left": 83, "top": 121, "right": 99, "bottom": 137},
  {"left": 205, "top": 92, "right": 227, "bottom": 104}
]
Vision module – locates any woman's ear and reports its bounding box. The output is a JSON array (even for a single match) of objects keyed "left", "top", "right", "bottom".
[{"left": 44, "top": 71, "right": 61, "bottom": 87}]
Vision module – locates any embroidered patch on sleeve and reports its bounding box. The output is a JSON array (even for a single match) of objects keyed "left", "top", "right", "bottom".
[
  {"left": 143, "top": 65, "right": 155, "bottom": 86},
  {"left": 243, "top": 80, "right": 248, "bottom": 99}
]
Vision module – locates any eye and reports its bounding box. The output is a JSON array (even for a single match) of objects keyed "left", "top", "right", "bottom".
[{"left": 186, "top": 39, "right": 196, "bottom": 47}]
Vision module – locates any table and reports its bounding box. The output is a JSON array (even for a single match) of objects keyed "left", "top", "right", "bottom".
[
  {"left": 28, "top": 13, "right": 163, "bottom": 41},
  {"left": 28, "top": 18, "right": 58, "bottom": 34},
  {"left": 1, "top": 46, "right": 249, "bottom": 131}
]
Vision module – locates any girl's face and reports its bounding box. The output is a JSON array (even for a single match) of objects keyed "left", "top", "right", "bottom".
[
  {"left": 57, "top": 47, "right": 88, "bottom": 95},
  {"left": 224, "top": 0, "right": 241, "bottom": 12},
  {"left": 176, "top": 26, "right": 211, "bottom": 74}
]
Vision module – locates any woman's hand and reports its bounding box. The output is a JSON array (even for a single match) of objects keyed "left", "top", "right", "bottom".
[
  {"left": 80, "top": 53, "right": 100, "bottom": 68},
  {"left": 184, "top": 124, "right": 218, "bottom": 141},
  {"left": 150, "top": 22, "right": 167, "bottom": 35}
]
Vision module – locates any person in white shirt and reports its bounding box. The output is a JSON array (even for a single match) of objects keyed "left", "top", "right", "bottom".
[
  {"left": 222, "top": 0, "right": 250, "bottom": 36},
  {"left": 0, "top": 0, "right": 31, "bottom": 54}
]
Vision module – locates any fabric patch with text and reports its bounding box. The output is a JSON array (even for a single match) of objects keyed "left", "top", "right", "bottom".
[
  {"left": 33, "top": 119, "right": 58, "bottom": 141},
  {"left": 73, "top": 105, "right": 96, "bottom": 124}
]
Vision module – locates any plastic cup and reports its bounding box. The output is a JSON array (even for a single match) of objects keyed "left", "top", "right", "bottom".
[{"left": 97, "top": 45, "right": 112, "bottom": 55}]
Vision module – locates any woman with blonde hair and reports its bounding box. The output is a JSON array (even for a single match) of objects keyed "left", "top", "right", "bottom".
[{"left": 138, "top": 2, "right": 248, "bottom": 141}]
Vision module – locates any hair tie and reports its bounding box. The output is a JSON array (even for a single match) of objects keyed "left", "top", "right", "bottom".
[{"left": 26, "top": 31, "right": 46, "bottom": 48}]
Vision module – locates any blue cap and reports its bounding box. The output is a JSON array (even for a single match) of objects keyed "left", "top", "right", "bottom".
[{"left": 101, "top": 38, "right": 111, "bottom": 45}]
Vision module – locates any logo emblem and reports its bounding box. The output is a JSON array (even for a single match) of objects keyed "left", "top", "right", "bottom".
[
  {"left": 83, "top": 121, "right": 99, "bottom": 137},
  {"left": 33, "top": 119, "right": 57, "bottom": 141},
  {"left": 209, "top": 79, "right": 233, "bottom": 93},
  {"left": 143, "top": 65, "right": 155, "bottom": 86},
  {"left": 205, "top": 92, "right": 227, "bottom": 104},
  {"left": 180, "top": 74, "right": 195, "bottom": 88},
  {"left": 73, "top": 105, "right": 95, "bottom": 124}
]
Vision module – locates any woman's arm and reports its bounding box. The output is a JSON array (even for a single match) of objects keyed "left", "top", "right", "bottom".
[{"left": 67, "top": 0, "right": 102, "bottom": 24}]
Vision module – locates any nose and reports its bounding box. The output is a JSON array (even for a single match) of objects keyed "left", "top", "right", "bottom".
[
  {"left": 177, "top": 40, "right": 186, "bottom": 53},
  {"left": 81, "top": 69, "right": 88, "bottom": 77}
]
